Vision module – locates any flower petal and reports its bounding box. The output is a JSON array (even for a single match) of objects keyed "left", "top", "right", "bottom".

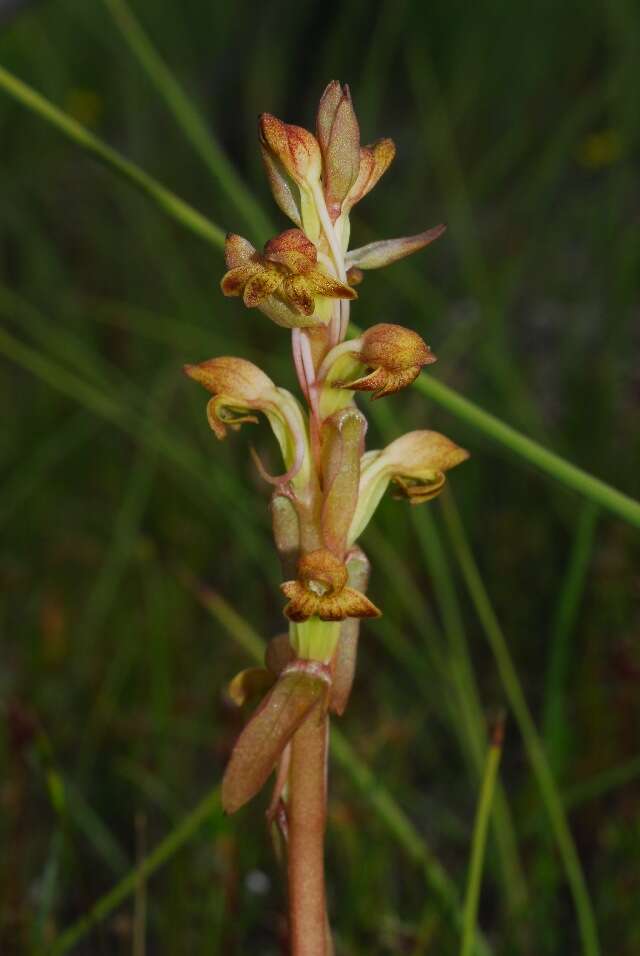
[
  {"left": 224, "top": 233, "right": 259, "bottom": 269},
  {"left": 282, "top": 274, "right": 315, "bottom": 316},
  {"left": 220, "top": 263, "right": 262, "bottom": 297},
  {"left": 281, "top": 581, "right": 320, "bottom": 621},
  {"left": 264, "top": 228, "right": 317, "bottom": 273},
  {"left": 184, "top": 356, "right": 276, "bottom": 399},
  {"left": 243, "top": 267, "right": 283, "bottom": 307},
  {"left": 343, "top": 138, "right": 396, "bottom": 212},
  {"left": 304, "top": 270, "right": 357, "bottom": 301},
  {"left": 348, "top": 365, "right": 422, "bottom": 399}
]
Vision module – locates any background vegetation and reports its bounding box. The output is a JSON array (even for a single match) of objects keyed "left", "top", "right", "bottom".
[{"left": 1, "top": 0, "right": 639, "bottom": 953}]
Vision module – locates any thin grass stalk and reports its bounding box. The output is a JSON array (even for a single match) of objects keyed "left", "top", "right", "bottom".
[{"left": 460, "top": 723, "right": 504, "bottom": 956}]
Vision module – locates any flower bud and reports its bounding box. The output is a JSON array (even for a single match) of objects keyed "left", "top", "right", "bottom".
[
  {"left": 316, "top": 81, "right": 361, "bottom": 220},
  {"left": 281, "top": 548, "right": 381, "bottom": 623},
  {"left": 259, "top": 113, "right": 322, "bottom": 188},
  {"left": 339, "top": 323, "right": 436, "bottom": 399},
  {"left": 349, "top": 430, "right": 469, "bottom": 542}
]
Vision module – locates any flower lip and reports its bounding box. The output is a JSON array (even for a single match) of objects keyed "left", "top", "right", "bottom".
[{"left": 281, "top": 548, "right": 381, "bottom": 622}]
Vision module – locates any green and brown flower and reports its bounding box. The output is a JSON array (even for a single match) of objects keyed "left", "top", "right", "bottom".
[
  {"left": 281, "top": 548, "right": 381, "bottom": 622},
  {"left": 221, "top": 229, "right": 356, "bottom": 326}
]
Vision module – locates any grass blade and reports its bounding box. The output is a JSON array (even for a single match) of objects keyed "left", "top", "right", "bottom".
[
  {"left": 441, "top": 491, "right": 601, "bottom": 956},
  {"left": 101, "top": 0, "right": 273, "bottom": 241},
  {"left": 460, "top": 722, "right": 504, "bottom": 956},
  {"left": 0, "top": 64, "right": 225, "bottom": 249},
  {"left": 416, "top": 372, "right": 640, "bottom": 530}
]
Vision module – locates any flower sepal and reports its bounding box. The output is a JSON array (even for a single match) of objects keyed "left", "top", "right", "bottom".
[{"left": 346, "top": 224, "right": 446, "bottom": 271}]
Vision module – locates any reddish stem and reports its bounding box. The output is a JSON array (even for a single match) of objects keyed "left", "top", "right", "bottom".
[{"left": 288, "top": 710, "right": 329, "bottom": 956}]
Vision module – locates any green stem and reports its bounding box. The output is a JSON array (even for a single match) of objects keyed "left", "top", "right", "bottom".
[
  {"left": 441, "top": 491, "right": 601, "bottom": 956},
  {"left": 288, "top": 712, "right": 329, "bottom": 956},
  {"left": 460, "top": 726, "right": 503, "bottom": 956},
  {"left": 0, "top": 65, "right": 225, "bottom": 250}
]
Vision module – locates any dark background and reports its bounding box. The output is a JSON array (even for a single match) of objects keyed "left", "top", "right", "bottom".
[{"left": 1, "top": 0, "right": 639, "bottom": 953}]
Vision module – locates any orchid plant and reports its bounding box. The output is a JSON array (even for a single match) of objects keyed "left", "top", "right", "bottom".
[{"left": 184, "top": 82, "right": 468, "bottom": 955}]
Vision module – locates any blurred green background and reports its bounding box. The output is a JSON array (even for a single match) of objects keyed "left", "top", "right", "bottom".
[{"left": 1, "top": 0, "right": 639, "bottom": 953}]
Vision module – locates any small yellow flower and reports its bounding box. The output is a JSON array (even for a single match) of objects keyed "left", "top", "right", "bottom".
[
  {"left": 221, "top": 229, "right": 356, "bottom": 326},
  {"left": 281, "top": 549, "right": 381, "bottom": 622}
]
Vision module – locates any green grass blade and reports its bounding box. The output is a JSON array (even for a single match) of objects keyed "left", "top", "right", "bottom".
[
  {"left": 366, "top": 398, "right": 526, "bottom": 910},
  {"left": 460, "top": 724, "right": 504, "bottom": 956},
  {"left": 101, "top": 0, "right": 273, "bottom": 241},
  {"left": 0, "top": 64, "right": 225, "bottom": 249},
  {"left": 417, "top": 373, "right": 640, "bottom": 529},
  {"left": 414, "top": 509, "right": 526, "bottom": 910},
  {"left": 542, "top": 503, "right": 599, "bottom": 774},
  {"left": 441, "top": 491, "right": 601, "bottom": 956},
  {"left": 50, "top": 785, "right": 224, "bottom": 955}
]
